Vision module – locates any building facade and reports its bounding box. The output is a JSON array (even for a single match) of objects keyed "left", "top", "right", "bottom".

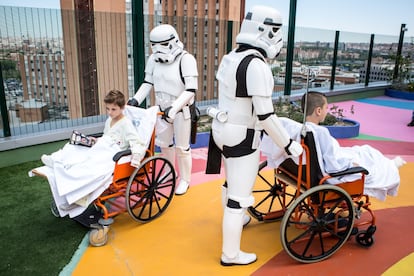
[
  {"left": 58, "top": 0, "right": 243, "bottom": 117},
  {"left": 60, "top": 0, "right": 129, "bottom": 118},
  {"left": 18, "top": 53, "right": 66, "bottom": 122},
  {"left": 156, "top": 0, "right": 243, "bottom": 102}
]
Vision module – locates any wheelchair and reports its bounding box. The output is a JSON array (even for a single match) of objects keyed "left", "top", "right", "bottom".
[
  {"left": 249, "top": 131, "right": 376, "bottom": 263},
  {"left": 85, "top": 128, "right": 176, "bottom": 246},
  {"left": 31, "top": 107, "right": 176, "bottom": 247}
]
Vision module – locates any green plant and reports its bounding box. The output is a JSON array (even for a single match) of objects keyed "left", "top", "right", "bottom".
[
  {"left": 274, "top": 97, "right": 304, "bottom": 123},
  {"left": 391, "top": 54, "right": 414, "bottom": 92},
  {"left": 323, "top": 104, "right": 355, "bottom": 125}
]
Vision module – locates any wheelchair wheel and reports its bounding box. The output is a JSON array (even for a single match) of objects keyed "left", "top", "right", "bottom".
[
  {"left": 50, "top": 200, "right": 60, "bottom": 217},
  {"left": 356, "top": 225, "right": 376, "bottom": 247},
  {"left": 249, "top": 161, "right": 296, "bottom": 222},
  {"left": 280, "top": 185, "right": 355, "bottom": 263},
  {"left": 89, "top": 225, "right": 109, "bottom": 247},
  {"left": 126, "top": 156, "right": 176, "bottom": 222}
]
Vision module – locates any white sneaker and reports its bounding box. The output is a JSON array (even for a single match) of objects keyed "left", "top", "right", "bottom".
[
  {"left": 220, "top": 251, "right": 257, "bottom": 266},
  {"left": 393, "top": 156, "right": 407, "bottom": 168},
  {"left": 175, "top": 180, "right": 189, "bottom": 195},
  {"left": 41, "top": 154, "right": 54, "bottom": 168}
]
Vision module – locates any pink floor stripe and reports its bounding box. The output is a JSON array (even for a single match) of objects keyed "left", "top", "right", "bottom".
[
  {"left": 330, "top": 100, "right": 414, "bottom": 142},
  {"left": 338, "top": 139, "right": 414, "bottom": 155}
]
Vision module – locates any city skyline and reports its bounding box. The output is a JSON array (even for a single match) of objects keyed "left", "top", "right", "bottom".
[
  {"left": 246, "top": 0, "right": 413, "bottom": 38},
  {"left": 0, "top": 0, "right": 413, "bottom": 38}
]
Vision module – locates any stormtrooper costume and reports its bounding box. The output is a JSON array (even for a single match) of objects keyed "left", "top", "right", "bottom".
[
  {"left": 206, "top": 6, "right": 303, "bottom": 266},
  {"left": 129, "top": 24, "right": 198, "bottom": 195}
]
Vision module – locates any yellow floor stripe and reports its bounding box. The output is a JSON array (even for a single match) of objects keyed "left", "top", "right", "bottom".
[{"left": 383, "top": 253, "right": 414, "bottom": 276}]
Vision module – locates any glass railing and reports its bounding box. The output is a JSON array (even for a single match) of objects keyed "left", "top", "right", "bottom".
[{"left": 0, "top": 5, "right": 412, "bottom": 140}]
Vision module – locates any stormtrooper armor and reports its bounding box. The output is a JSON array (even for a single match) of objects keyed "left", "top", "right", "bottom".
[
  {"left": 131, "top": 24, "right": 198, "bottom": 195},
  {"left": 150, "top": 24, "right": 184, "bottom": 64},
  {"left": 236, "top": 5, "right": 283, "bottom": 59},
  {"left": 207, "top": 6, "right": 302, "bottom": 266}
]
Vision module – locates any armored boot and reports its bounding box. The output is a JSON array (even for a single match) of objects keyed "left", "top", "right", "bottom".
[
  {"left": 175, "top": 147, "right": 192, "bottom": 195},
  {"left": 221, "top": 206, "right": 257, "bottom": 266}
]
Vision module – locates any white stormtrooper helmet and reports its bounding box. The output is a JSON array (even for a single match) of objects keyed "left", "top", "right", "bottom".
[
  {"left": 236, "top": 5, "right": 283, "bottom": 59},
  {"left": 150, "top": 24, "right": 184, "bottom": 64}
]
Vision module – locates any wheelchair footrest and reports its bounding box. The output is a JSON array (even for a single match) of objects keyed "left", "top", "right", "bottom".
[
  {"left": 72, "top": 206, "right": 103, "bottom": 228},
  {"left": 275, "top": 172, "right": 297, "bottom": 187}
]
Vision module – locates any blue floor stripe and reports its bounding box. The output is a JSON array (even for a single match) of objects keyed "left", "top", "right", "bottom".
[
  {"left": 356, "top": 98, "right": 414, "bottom": 110},
  {"left": 59, "top": 234, "right": 89, "bottom": 276}
]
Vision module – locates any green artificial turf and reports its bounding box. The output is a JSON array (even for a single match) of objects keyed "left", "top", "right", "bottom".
[{"left": 0, "top": 161, "right": 88, "bottom": 276}]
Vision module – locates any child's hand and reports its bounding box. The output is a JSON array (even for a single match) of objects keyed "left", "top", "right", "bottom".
[{"left": 90, "top": 136, "right": 98, "bottom": 146}]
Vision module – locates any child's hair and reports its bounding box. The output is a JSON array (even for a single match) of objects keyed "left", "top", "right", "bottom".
[
  {"left": 301, "top": 91, "right": 327, "bottom": 116},
  {"left": 104, "top": 89, "right": 126, "bottom": 107}
]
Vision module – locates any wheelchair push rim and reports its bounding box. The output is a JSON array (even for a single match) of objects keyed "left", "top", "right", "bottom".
[
  {"left": 126, "top": 156, "right": 176, "bottom": 222},
  {"left": 280, "top": 185, "right": 355, "bottom": 263}
]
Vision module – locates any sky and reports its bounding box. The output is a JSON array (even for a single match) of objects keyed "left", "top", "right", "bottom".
[
  {"left": 246, "top": 0, "right": 414, "bottom": 38},
  {"left": 0, "top": 0, "right": 413, "bottom": 38}
]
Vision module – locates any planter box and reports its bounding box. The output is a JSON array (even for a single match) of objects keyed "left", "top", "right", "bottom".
[
  {"left": 385, "top": 88, "right": 414, "bottom": 100},
  {"left": 155, "top": 131, "right": 211, "bottom": 152},
  {"left": 191, "top": 131, "right": 210, "bottom": 148},
  {"left": 324, "top": 119, "right": 360, "bottom": 139}
]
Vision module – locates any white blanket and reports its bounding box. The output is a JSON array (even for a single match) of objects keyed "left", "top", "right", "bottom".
[
  {"left": 29, "top": 106, "right": 159, "bottom": 218},
  {"left": 260, "top": 117, "right": 400, "bottom": 201}
]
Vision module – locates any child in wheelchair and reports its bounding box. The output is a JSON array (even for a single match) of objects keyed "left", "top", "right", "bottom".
[
  {"left": 38, "top": 90, "right": 148, "bottom": 217},
  {"left": 261, "top": 91, "right": 406, "bottom": 201}
]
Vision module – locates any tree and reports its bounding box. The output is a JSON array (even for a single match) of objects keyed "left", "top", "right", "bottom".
[{"left": 1, "top": 59, "right": 21, "bottom": 80}]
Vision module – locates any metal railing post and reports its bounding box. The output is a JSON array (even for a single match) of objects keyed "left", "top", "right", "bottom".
[
  {"left": 330, "top": 31, "right": 340, "bottom": 90},
  {"left": 226, "top": 21, "right": 233, "bottom": 54},
  {"left": 0, "top": 62, "right": 11, "bottom": 137},
  {"left": 284, "top": 0, "right": 297, "bottom": 96},
  {"left": 365, "top": 34, "right": 375, "bottom": 86},
  {"left": 393, "top": 23, "right": 407, "bottom": 81},
  {"left": 132, "top": 0, "right": 146, "bottom": 107}
]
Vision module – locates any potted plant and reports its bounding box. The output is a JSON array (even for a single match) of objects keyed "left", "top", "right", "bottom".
[
  {"left": 322, "top": 104, "right": 359, "bottom": 138},
  {"left": 385, "top": 55, "right": 414, "bottom": 100}
]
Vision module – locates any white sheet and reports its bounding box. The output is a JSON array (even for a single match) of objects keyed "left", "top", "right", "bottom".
[
  {"left": 260, "top": 117, "right": 400, "bottom": 201},
  {"left": 29, "top": 105, "right": 159, "bottom": 218}
]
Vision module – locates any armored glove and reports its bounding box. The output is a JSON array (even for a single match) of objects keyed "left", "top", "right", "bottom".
[
  {"left": 127, "top": 98, "right": 139, "bottom": 107},
  {"left": 284, "top": 139, "right": 303, "bottom": 157}
]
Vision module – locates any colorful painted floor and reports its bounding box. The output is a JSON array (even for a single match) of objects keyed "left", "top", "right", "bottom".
[{"left": 66, "top": 96, "right": 414, "bottom": 276}]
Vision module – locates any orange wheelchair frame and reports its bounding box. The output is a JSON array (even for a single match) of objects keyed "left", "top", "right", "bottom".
[
  {"left": 84, "top": 127, "right": 177, "bottom": 246},
  {"left": 33, "top": 125, "right": 177, "bottom": 247},
  {"left": 249, "top": 131, "right": 376, "bottom": 263}
]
